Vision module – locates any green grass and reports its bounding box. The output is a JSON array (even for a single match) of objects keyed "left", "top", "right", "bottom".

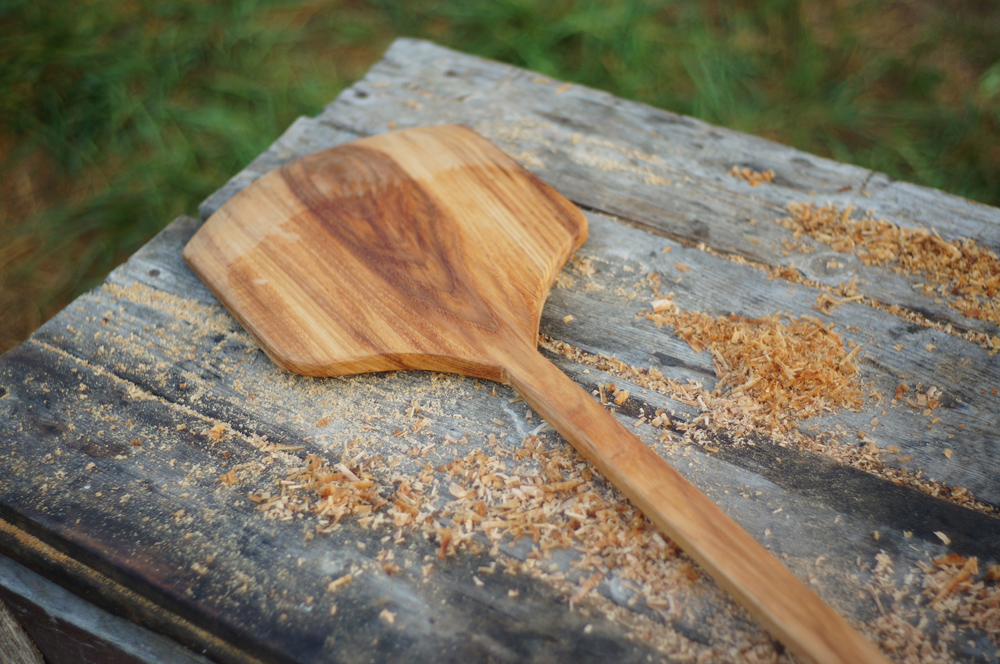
[{"left": 2, "top": 0, "right": 999, "bottom": 351}]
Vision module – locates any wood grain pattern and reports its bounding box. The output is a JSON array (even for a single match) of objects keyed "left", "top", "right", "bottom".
[
  {"left": 185, "top": 125, "right": 586, "bottom": 380},
  {"left": 0, "top": 596, "right": 44, "bottom": 664},
  {"left": 199, "top": 78, "right": 1000, "bottom": 506},
  {"left": 320, "top": 38, "right": 1000, "bottom": 342},
  {"left": 300, "top": 38, "right": 1000, "bottom": 505},
  {"left": 185, "top": 125, "right": 888, "bottom": 663}
]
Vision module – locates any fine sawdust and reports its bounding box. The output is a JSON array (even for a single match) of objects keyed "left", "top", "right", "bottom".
[
  {"left": 917, "top": 554, "right": 1000, "bottom": 643},
  {"left": 777, "top": 202, "right": 1000, "bottom": 330},
  {"left": 863, "top": 550, "right": 1000, "bottom": 662},
  {"left": 248, "top": 391, "right": 1000, "bottom": 663},
  {"left": 686, "top": 228, "right": 1000, "bottom": 355},
  {"left": 102, "top": 281, "right": 234, "bottom": 336},
  {"left": 536, "top": 334, "right": 996, "bottom": 518},
  {"left": 643, "top": 302, "right": 863, "bottom": 425},
  {"left": 730, "top": 166, "right": 775, "bottom": 187},
  {"left": 260, "top": 436, "right": 794, "bottom": 663}
]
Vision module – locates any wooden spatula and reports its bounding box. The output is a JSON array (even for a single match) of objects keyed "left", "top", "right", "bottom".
[{"left": 184, "top": 125, "right": 887, "bottom": 664}]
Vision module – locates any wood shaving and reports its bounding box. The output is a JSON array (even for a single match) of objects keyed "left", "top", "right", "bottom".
[
  {"left": 248, "top": 435, "right": 786, "bottom": 662},
  {"left": 777, "top": 202, "right": 1000, "bottom": 326},
  {"left": 537, "top": 335, "right": 997, "bottom": 517},
  {"left": 730, "top": 166, "right": 775, "bottom": 187},
  {"left": 864, "top": 549, "right": 1000, "bottom": 661},
  {"left": 648, "top": 208, "right": 1000, "bottom": 354},
  {"left": 327, "top": 574, "right": 352, "bottom": 592},
  {"left": 919, "top": 553, "right": 1000, "bottom": 643},
  {"left": 570, "top": 255, "right": 596, "bottom": 277},
  {"left": 644, "top": 305, "right": 863, "bottom": 427}
]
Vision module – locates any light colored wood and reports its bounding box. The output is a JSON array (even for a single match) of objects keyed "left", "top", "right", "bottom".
[
  {"left": 185, "top": 126, "right": 888, "bottom": 663},
  {"left": 0, "top": 597, "right": 44, "bottom": 664},
  {"left": 185, "top": 124, "right": 587, "bottom": 380}
]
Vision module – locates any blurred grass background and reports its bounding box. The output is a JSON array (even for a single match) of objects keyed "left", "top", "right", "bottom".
[{"left": 2, "top": 0, "right": 999, "bottom": 353}]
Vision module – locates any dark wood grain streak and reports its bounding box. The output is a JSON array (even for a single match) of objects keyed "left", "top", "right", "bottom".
[
  {"left": 185, "top": 125, "right": 586, "bottom": 380},
  {"left": 283, "top": 145, "right": 502, "bottom": 338}
]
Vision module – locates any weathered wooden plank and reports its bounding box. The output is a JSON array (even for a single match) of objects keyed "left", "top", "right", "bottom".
[
  {"left": 312, "top": 38, "right": 1000, "bottom": 342},
  {"left": 0, "top": 553, "right": 210, "bottom": 664},
  {"left": 0, "top": 337, "right": 661, "bottom": 663},
  {"left": 540, "top": 211, "right": 1000, "bottom": 506},
  {"left": 0, "top": 517, "right": 260, "bottom": 664},
  {"left": 202, "top": 107, "right": 1000, "bottom": 507},
  {"left": 187, "top": 38, "right": 1000, "bottom": 506},
  {"left": 0, "top": 595, "right": 43, "bottom": 664},
  {"left": 199, "top": 117, "right": 358, "bottom": 222},
  {"left": 1, "top": 221, "right": 677, "bottom": 662},
  {"left": 3, "top": 213, "right": 998, "bottom": 663}
]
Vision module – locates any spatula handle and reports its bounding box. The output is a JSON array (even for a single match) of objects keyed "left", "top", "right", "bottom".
[{"left": 500, "top": 345, "right": 888, "bottom": 664}]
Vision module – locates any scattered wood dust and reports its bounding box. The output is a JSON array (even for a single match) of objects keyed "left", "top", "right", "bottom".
[
  {"left": 643, "top": 304, "right": 863, "bottom": 425},
  {"left": 777, "top": 202, "right": 1000, "bottom": 330},
  {"left": 246, "top": 435, "right": 789, "bottom": 662},
  {"left": 536, "top": 334, "right": 997, "bottom": 518},
  {"left": 730, "top": 166, "right": 775, "bottom": 187},
  {"left": 569, "top": 255, "right": 596, "bottom": 277},
  {"left": 667, "top": 212, "right": 1000, "bottom": 354},
  {"left": 863, "top": 549, "right": 1000, "bottom": 662},
  {"left": 102, "top": 281, "right": 234, "bottom": 336},
  {"left": 35, "top": 210, "right": 997, "bottom": 660}
]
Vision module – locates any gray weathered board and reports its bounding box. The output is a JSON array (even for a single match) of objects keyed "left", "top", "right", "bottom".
[
  {"left": 1, "top": 38, "right": 999, "bottom": 664},
  {"left": 0, "top": 552, "right": 211, "bottom": 664}
]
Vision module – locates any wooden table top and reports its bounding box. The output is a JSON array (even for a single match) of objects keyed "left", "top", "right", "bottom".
[{"left": 2, "top": 39, "right": 999, "bottom": 664}]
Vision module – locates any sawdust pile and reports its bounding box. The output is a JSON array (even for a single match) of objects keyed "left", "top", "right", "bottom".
[
  {"left": 644, "top": 301, "right": 863, "bottom": 430},
  {"left": 276, "top": 440, "right": 692, "bottom": 595},
  {"left": 778, "top": 202, "right": 1000, "bottom": 326},
  {"left": 865, "top": 550, "right": 1000, "bottom": 662},
  {"left": 252, "top": 454, "right": 389, "bottom": 528},
  {"left": 730, "top": 165, "right": 775, "bottom": 187},
  {"left": 542, "top": 331, "right": 997, "bottom": 516},
  {"left": 248, "top": 408, "right": 1000, "bottom": 663},
  {"left": 918, "top": 553, "right": 1000, "bottom": 644}
]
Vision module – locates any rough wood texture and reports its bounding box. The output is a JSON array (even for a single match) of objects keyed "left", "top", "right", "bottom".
[
  {"left": 0, "top": 553, "right": 211, "bottom": 664},
  {"left": 504, "top": 349, "right": 886, "bottom": 664},
  {"left": 188, "top": 124, "right": 886, "bottom": 663},
  {"left": 0, "top": 596, "right": 44, "bottom": 664},
  {"left": 305, "top": 39, "right": 1000, "bottom": 342},
  {"left": 2, "top": 38, "right": 999, "bottom": 664}
]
